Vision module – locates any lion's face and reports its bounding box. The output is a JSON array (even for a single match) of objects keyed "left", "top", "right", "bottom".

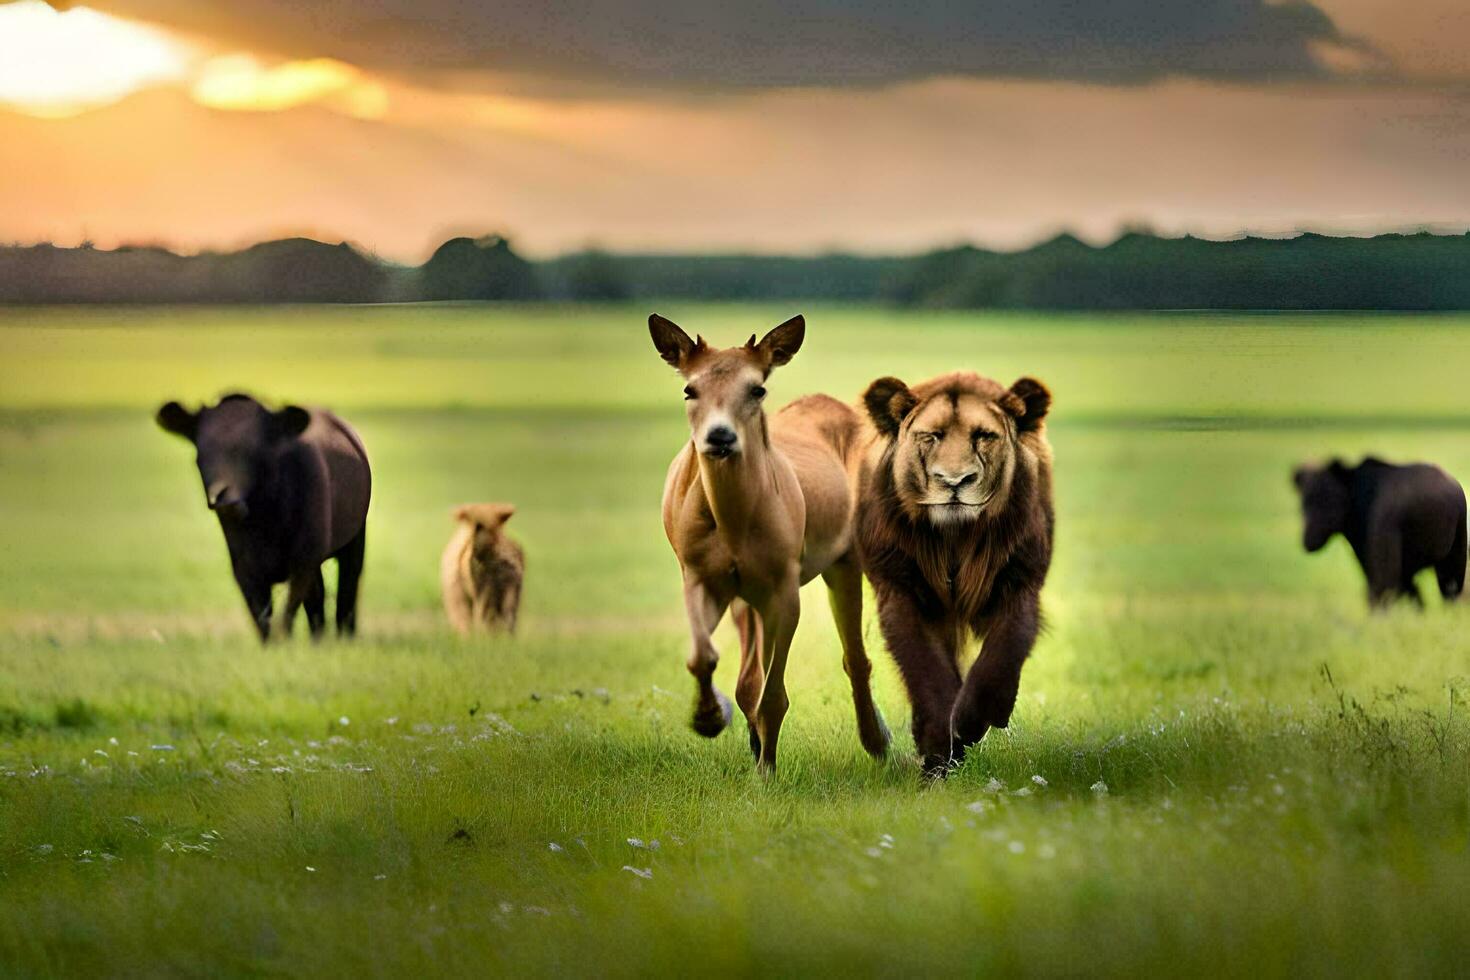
[
  {"left": 864, "top": 373, "right": 1050, "bottom": 527},
  {"left": 900, "top": 393, "right": 1015, "bottom": 524}
]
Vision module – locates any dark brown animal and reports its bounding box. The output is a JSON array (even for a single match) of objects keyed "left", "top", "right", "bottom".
[
  {"left": 652, "top": 313, "right": 888, "bottom": 774},
  {"left": 441, "top": 503, "right": 525, "bottom": 634},
  {"left": 1293, "top": 457, "right": 1466, "bottom": 609},
  {"left": 856, "top": 371, "right": 1053, "bottom": 776},
  {"left": 156, "top": 394, "right": 371, "bottom": 641}
]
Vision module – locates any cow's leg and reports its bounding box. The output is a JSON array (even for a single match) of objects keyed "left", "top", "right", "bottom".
[
  {"left": 234, "top": 571, "right": 273, "bottom": 644},
  {"left": 302, "top": 568, "right": 327, "bottom": 639},
  {"left": 952, "top": 591, "right": 1040, "bottom": 750},
  {"left": 752, "top": 570, "right": 801, "bottom": 775},
  {"left": 1436, "top": 511, "right": 1467, "bottom": 601},
  {"left": 823, "top": 555, "right": 889, "bottom": 759},
  {"left": 874, "top": 587, "right": 962, "bottom": 776},
  {"left": 683, "top": 577, "right": 733, "bottom": 738},
  {"left": 335, "top": 527, "right": 366, "bottom": 637},
  {"left": 279, "top": 567, "right": 324, "bottom": 640},
  {"left": 1366, "top": 530, "right": 1402, "bottom": 612},
  {"left": 731, "top": 599, "right": 764, "bottom": 759}
]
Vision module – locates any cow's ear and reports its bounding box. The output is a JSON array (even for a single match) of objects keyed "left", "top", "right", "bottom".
[
  {"left": 1003, "top": 377, "right": 1051, "bottom": 433},
  {"left": 272, "top": 405, "right": 311, "bottom": 439},
  {"left": 156, "top": 401, "right": 198, "bottom": 441},
  {"left": 1327, "top": 458, "right": 1350, "bottom": 481},
  {"left": 863, "top": 377, "right": 917, "bottom": 439}
]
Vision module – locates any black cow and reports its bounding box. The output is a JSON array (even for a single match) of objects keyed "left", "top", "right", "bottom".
[
  {"left": 157, "top": 394, "right": 372, "bottom": 640},
  {"left": 1293, "top": 457, "right": 1466, "bottom": 609}
]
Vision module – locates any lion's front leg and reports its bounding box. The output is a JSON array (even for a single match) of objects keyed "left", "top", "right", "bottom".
[
  {"left": 874, "top": 586, "right": 962, "bottom": 775},
  {"left": 952, "top": 591, "right": 1039, "bottom": 748}
]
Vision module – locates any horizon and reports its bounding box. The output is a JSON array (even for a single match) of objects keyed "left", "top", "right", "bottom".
[
  {"left": 9, "top": 223, "right": 1470, "bottom": 265},
  {"left": 3, "top": 0, "right": 1469, "bottom": 262}
]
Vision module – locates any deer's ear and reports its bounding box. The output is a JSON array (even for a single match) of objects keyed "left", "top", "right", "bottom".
[
  {"left": 753, "top": 315, "right": 805, "bottom": 371},
  {"left": 863, "top": 377, "right": 917, "bottom": 439},
  {"left": 649, "top": 314, "right": 705, "bottom": 373}
]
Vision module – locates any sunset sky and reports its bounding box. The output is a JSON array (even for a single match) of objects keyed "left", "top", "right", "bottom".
[{"left": 2, "top": 0, "right": 1468, "bottom": 259}]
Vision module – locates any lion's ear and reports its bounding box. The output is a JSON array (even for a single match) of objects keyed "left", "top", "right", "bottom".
[
  {"left": 1004, "top": 377, "right": 1050, "bottom": 432},
  {"left": 863, "top": 377, "right": 917, "bottom": 438}
]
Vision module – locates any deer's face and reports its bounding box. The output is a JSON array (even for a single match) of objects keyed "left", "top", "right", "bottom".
[
  {"left": 679, "top": 351, "right": 769, "bottom": 458},
  {"left": 648, "top": 313, "right": 805, "bottom": 461}
]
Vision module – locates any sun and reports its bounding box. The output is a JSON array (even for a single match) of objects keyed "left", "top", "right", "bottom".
[{"left": 0, "top": 0, "right": 194, "bottom": 118}]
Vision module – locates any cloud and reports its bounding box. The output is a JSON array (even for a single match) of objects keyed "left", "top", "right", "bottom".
[
  {"left": 191, "top": 56, "right": 388, "bottom": 118},
  {"left": 33, "top": 0, "right": 1379, "bottom": 93}
]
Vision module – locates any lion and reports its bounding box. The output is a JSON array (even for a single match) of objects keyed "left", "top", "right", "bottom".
[
  {"left": 441, "top": 503, "right": 525, "bottom": 635},
  {"left": 856, "top": 371, "right": 1053, "bottom": 775}
]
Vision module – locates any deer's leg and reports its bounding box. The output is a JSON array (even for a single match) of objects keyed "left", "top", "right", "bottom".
[
  {"left": 823, "top": 554, "right": 889, "bottom": 759},
  {"left": 732, "top": 598, "right": 765, "bottom": 760},
  {"left": 683, "top": 577, "right": 733, "bottom": 738},
  {"left": 753, "top": 570, "right": 801, "bottom": 774}
]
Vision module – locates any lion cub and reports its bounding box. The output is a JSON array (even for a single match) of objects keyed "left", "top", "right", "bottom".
[{"left": 441, "top": 503, "right": 524, "bottom": 635}]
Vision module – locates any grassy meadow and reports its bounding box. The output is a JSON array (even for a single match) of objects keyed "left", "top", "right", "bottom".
[{"left": 2, "top": 304, "right": 1470, "bottom": 976}]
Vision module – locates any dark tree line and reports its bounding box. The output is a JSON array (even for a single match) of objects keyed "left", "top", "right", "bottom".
[{"left": 4, "top": 231, "right": 1470, "bottom": 309}]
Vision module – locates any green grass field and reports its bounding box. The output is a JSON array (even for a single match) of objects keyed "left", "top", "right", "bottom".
[{"left": 2, "top": 304, "right": 1470, "bottom": 976}]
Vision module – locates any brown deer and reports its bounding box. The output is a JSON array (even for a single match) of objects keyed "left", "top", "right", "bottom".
[{"left": 650, "top": 313, "right": 889, "bottom": 773}]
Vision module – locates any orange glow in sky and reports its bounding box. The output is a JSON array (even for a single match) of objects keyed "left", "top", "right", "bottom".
[
  {"left": 191, "top": 55, "right": 388, "bottom": 118},
  {"left": 0, "top": 0, "right": 193, "bottom": 117}
]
